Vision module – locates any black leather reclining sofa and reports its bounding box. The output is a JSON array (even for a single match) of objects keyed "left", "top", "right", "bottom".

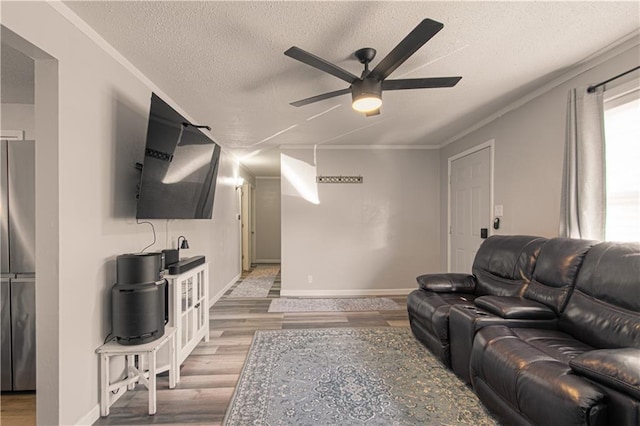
[{"left": 407, "top": 235, "right": 640, "bottom": 426}]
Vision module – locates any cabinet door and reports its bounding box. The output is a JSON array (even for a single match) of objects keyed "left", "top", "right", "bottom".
[
  {"left": 195, "top": 270, "right": 204, "bottom": 332},
  {"left": 180, "top": 275, "right": 194, "bottom": 349}
]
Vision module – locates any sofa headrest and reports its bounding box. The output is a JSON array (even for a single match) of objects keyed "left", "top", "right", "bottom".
[
  {"left": 472, "top": 235, "right": 547, "bottom": 297},
  {"left": 532, "top": 238, "right": 596, "bottom": 287},
  {"left": 560, "top": 241, "right": 640, "bottom": 348},
  {"left": 523, "top": 238, "right": 596, "bottom": 314},
  {"left": 574, "top": 242, "right": 640, "bottom": 312},
  {"left": 472, "top": 235, "right": 547, "bottom": 280}
]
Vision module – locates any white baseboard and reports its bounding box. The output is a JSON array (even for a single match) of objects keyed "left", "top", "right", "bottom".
[
  {"left": 280, "top": 288, "right": 415, "bottom": 297},
  {"left": 254, "top": 259, "right": 280, "bottom": 263},
  {"left": 209, "top": 272, "right": 241, "bottom": 308},
  {"left": 76, "top": 403, "right": 100, "bottom": 425}
]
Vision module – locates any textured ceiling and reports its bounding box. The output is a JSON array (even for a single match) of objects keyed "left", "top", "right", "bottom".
[{"left": 63, "top": 1, "right": 640, "bottom": 176}]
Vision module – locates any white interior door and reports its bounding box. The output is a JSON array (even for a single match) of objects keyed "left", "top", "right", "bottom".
[{"left": 449, "top": 145, "right": 492, "bottom": 273}]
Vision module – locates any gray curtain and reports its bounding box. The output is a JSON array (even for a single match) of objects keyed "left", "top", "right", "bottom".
[{"left": 559, "top": 86, "right": 606, "bottom": 240}]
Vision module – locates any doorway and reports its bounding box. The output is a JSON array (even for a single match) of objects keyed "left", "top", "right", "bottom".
[
  {"left": 1, "top": 38, "right": 37, "bottom": 426},
  {"left": 1, "top": 26, "right": 60, "bottom": 425},
  {"left": 448, "top": 141, "right": 494, "bottom": 273},
  {"left": 240, "top": 181, "right": 254, "bottom": 271}
]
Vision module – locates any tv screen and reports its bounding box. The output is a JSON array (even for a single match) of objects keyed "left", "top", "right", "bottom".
[{"left": 136, "top": 93, "right": 221, "bottom": 219}]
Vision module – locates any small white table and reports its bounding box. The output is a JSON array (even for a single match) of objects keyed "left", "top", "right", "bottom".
[{"left": 96, "top": 327, "right": 178, "bottom": 416}]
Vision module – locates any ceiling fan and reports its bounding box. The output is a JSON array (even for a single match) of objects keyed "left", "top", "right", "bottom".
[{"left": 284, "top": 18, "right": 462, "bottom": 116}]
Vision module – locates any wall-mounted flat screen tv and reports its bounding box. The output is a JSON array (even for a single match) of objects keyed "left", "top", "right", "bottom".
[{"left": 136, "top": 93, "right": 221, "bottom": 219}]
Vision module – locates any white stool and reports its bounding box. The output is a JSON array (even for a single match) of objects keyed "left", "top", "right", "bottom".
[{"left": 96, "top": 327, "right": 178, "bottom": 416}]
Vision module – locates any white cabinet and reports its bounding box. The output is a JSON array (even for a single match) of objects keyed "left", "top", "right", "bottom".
[{"left": 165, "top": 263, "right": 209, "bottom": 366}]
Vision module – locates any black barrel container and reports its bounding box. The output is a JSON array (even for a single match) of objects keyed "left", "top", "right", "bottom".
[
  {"left": 111, "top": 280, "right": 165, "bottom": 345},
  {"left": 111, "top": 253, "right": 166, "bottom": 345},
  {"left": 116, "top": 252, "right": 164, "bottom": 284}
]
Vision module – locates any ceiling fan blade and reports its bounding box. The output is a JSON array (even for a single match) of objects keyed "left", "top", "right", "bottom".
[
  {"left": 369, "top": 19, "right": 444, "bottom": 81},
  {"left": 290, "top": 88, "right": 351, "bottom": 107},
  {"left": 383, "top": 76, "right": 462, "bottom": 90},
  {"left": 285, "top": 46, "right": 359, "bottom": 84},
  {"left": 365, "top": 108, "right": 380, "bottom": 117}
]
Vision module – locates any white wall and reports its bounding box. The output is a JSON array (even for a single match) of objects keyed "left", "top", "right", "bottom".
[
  {"left": 281, "top": 148, "right": 440, "bottom": 296},
  {"left": 438, "top": 40, "right": 640, "bottom": 270},
  {"left": 1, "top": 103, "right": 35, "bottom": 139},
  {"left": 2, "top": 3, "right": 242, "bottom": 424},
  {"left": 255, "top": 177, "right": 281, "bottom": 262}
]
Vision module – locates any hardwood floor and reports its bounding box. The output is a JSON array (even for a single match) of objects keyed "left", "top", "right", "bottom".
[
  {"left": 0, "top": 392, "right": 36, "bottom": 426},
  {"left": 0, "top": 266, "right": 410, "bottom": 426},
  {"left": 95, "top": 266, "right": 410, "bottom": 425}
]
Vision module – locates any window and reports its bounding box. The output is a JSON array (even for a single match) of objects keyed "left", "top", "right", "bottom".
[{"left": 603, "top": 82, "right": 640, "bottom": 242}]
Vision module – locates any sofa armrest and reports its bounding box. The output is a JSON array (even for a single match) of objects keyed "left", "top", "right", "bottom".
[
  {"left": 416, "top": 273, "right": 476, "bottom": 293},
  {"left": 570, "top": 348, "right": 640, "bottom": 400},
  {"left": 475, "top": 296, "right": 557, "bottom": 320}
]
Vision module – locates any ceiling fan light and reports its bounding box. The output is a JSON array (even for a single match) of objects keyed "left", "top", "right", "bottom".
[
  {"left": 351, "top": 79, "right": 383, "bottom": 113},
  {"left": 352, "top": 95, "right": 382, "bottom": 112}
]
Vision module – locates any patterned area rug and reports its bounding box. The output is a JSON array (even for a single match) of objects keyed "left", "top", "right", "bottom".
[
  {"left": 223, "top": 328, "right": 497, "bottom": 425},
  {"left": 229, "top": 265, "right": 280, "bottom": 297},
  {"left": 268, "top": 297, "right": 401, "bottom": 312}
]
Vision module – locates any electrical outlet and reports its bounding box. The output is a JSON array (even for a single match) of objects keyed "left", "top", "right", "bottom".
[
  {"left": 494, "top": 204, "right": 504, "bottom": 217},
  {"left": 307, "top": 275, "right": 313, "bottom": 284}
]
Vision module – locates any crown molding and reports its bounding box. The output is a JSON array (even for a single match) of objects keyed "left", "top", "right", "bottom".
[
  {"left": 238, "top": 163, "right": 256, "bottom": 179},
  {"left": 437, "top": 30, "right": 640, "bottom": 149},
  {"left": 282, "top": 144, "right": 439, "bottom": 150},
  {"left": 46, "top": 2, "right": 246, "bottom": 163}
]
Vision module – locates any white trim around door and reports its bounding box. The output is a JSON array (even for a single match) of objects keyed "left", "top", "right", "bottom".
[{"left": 447, "top": 139, "right": 495, "bottom": 272}]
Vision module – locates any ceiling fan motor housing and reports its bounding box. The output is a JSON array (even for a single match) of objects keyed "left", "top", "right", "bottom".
[{"left": 352, "top": 78, "right": 382, "bottom": 102}]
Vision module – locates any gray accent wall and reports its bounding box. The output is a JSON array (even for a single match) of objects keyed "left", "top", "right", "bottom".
[
  {"left": 281, "top": 148, "right": 440, "bottom": 295},
  {"left": 255, "top": 177, "right": 281, "bottom": 262},
  {"left": 438, "top": 40, "right": 640, "bottom": 270}
]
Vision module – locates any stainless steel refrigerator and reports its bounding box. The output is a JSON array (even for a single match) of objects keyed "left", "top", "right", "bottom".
[{"left": 1, "top": 139, "right": 36, "bottom": 391}]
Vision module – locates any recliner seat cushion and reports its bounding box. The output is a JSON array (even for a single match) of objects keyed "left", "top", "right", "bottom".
[
  {"left": 471, "top": 325, "right": 605, "bottom": 426},
  {"left": 570, "top": 348, "right": 640, "bottom": 400}
]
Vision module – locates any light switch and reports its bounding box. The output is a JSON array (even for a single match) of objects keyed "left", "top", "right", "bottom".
[{"left": 494, "top": 205, "right": 504, "bottom": 217}]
